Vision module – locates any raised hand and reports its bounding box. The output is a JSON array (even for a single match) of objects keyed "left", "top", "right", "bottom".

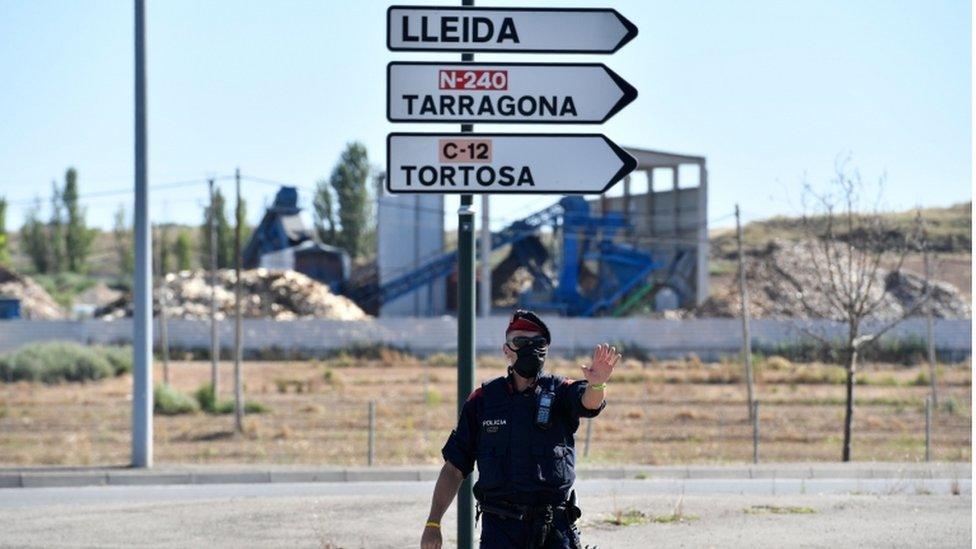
[{"left": 580, "top": 343, "right": 621, "bottom": 385}]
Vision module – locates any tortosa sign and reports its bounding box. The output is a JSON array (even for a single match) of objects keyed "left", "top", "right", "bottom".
[
  {"left": 387, "top": 6, "right": 638, "bottom": 53},
  {"left": 387, "top": 62, "right": 638, "bottom": 124},
  {"left": 386, "top": 133, "right": 637, "bottom": 194}
]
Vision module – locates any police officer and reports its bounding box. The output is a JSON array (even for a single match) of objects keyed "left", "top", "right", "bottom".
[{"left": 420, "top": 310, "right": 621, "bottom": 549}]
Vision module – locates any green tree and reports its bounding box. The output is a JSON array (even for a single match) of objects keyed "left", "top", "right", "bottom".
[
  {"left": 0, "top": 196, "right": 9, "bottom": 267},
  {"left": 49, "top": 181, "right": 65, "bottom": 273},
  {"left": 21, "top": 198, "right": 49, "bottom": 273},
  {"left": 328, "top": 142, "right": 370, "bottom": 258},
  {"left": 157, "top": 224, "right": 173, "bottom": 275},
  {"left": 235, "top": 197, "right": 250, "bottom": 260},
  {"left": 113, "top": 204, "right": 134, "bottom": 275},
  {"left": 202, "top": 188, "right": 235, "bottom": 269},
  {"left": 175, "top": 230, "right": 192, "bottom": 271},
  {"left": 314, "top": 178, "right": 338, "bottom": 246},
  {"left": 62, "top": 167, "right": 95, "bottom": 272}
]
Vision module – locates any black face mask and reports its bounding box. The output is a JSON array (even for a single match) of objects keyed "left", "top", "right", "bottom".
[{"left": 510, "top": 341, "right": 547, "bottom": 379}]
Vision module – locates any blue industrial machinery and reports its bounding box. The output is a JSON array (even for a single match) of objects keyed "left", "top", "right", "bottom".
[
  {"left": 355, "top": 196, "right": 679, "bottom": 317},
  {"left": 517, "top": 197, "right": 663, "bottom": 316},
  {"left": 0, "top": 297, "right": 21, "bottom": 319},
  {"left": 243, "top": 187, "right": 350, "bottom": 291}
]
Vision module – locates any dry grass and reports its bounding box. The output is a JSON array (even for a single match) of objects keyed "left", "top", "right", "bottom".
[{"left": 0, "top": 356, "right": 970, "bottom": 466}]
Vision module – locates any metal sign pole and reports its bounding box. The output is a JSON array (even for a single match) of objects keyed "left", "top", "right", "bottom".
[
  {"left": 456, "top": 3, "right": 475, "bottom": 548},
  {"left": 131, "top": 0, "right": 153, "bottom": 468}
]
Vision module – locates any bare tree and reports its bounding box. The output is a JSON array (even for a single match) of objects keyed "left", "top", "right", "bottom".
[{"left": 779, "top": 161, "right": 928, "bottom": 462}]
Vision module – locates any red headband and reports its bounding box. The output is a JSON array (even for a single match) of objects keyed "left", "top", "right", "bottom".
[{"left": 507, "top": 317, "right": 543, "bottom": 334}]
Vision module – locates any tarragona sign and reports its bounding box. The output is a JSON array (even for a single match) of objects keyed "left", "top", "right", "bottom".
[{"left": 417, "top": 68, "right": 579, "bottom": 118}]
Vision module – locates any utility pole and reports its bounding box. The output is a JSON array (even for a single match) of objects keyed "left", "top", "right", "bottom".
[
  {"left": 457, "top": 1, "right": 476, "bottom": 546},
  {"left": 155, "top": 224, "right": 170, "bottom": 384},
  {"left": 233, "top": 168, "right": 244, "bottom": 432},
  {"left": 208, "top": 178, "right": 219, "bottom": 397},
  {"left": 131, "top": 0, "right": 152, "bottom": 468},
  {"left": 479, "top": 195, "right": 491, "bottom": 317},
  {"left": 923, "top": 224, "right": 937, "bottom": 408},
  {"left": 735, "top": 205, "right": 755, "bottom": 421}
]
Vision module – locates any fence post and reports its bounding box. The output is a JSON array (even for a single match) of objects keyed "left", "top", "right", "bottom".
[
  {"left": 752, "top": 400, "right": 760, "bottom": 464},
  {"left": 584, "top": 418, "right": 593, "bottom": 459},
  {"left": 924, "top": 396, "right": 932, "bottom": 462},
  {"left": 368, "top": 400, "right": 376, "bottom": 467}
]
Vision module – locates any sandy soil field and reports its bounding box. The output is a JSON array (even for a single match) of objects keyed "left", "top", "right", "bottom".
[{"left": 0, "top": 354, "right": 969, "bottom": 467}]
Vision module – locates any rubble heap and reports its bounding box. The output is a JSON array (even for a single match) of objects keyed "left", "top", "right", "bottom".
[
  {"left": 698, "top": 239, "right": 970, "bottom": 319},
  {"left": 0, "top": 267, "right": 66, "bottom": 319},
  {"left": 96, "top": 269, "right": 368, "bottom": 321}
]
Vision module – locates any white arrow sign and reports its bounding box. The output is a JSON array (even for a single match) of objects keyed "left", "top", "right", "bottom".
[
  {"left": 387, "top": 62, "right": 638, "bottom": 124},
  {"left": 386, "top": 133, "right": 637, "bottom": 195},
  {"left": 387, "top": 6, "right": 638, "bottom": 53}
]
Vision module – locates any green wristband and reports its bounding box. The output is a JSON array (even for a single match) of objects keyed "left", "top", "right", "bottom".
[{"left": 590, "top": 382, "right": 607, "bottom": 390}]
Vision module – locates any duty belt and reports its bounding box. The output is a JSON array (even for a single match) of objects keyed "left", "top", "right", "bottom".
[{"left": 476, "top": 491, "right": 583, "bottom": 549}]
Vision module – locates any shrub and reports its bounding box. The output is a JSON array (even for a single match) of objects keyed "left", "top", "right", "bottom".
[
  {"left": 425, "top": 388, "right": 443, "bottom": 406},
  {"left": 762, "top": 355, "right": 793, "bottom": 372},
  {"left": 195, "top": 383, "right": 218, "bottom": 412},
  {"left": 214, "top": 400, "right": 269, "bottom": 414},
  {"left": 792, "top": 364, "right": 847, "bottom": 385},
  {"left": 942, "top": 396, "right": 965, "bottom": 415},
  {"left": 101, "top": 345, "right": 133, "bottom": 375},
  {"left": 912, "top": 371, "right": 930, "bottom": 387},
  {"left": 322, "top": 368, "right": 342, "bottom": 387},
  {"left": 755, "top": 336, "right": 930, "bottom": 365},
  {"left": 606, "top": 341, "right": 651, "bottom": 362},
  {"left": 0, "top": 341, "right": 122, "bottom": 384},
  {"left": 328, "top": 352, "right": 358, "bottom": 369},
  {"left": 154, "top": 383, "right": 199, "bottom": 415},
  {"left": 428, "top": 353, "right": 457, "bottom": 368},
  {"left": 195, "top": 382, "right": 268, "bottom": 414}
]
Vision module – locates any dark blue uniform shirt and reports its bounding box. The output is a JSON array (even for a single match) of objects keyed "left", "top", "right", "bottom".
[{"left": 441, "top": 371, "right": 605, "bottom": 505}]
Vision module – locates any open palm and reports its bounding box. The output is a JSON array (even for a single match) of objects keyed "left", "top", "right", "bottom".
[{"left": 580, "top": 343, "right": 620, "bottom": 385}]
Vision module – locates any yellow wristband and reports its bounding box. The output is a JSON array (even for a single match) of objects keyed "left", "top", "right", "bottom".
[
  {"left": 590, "top": 382, "right": 607, "bottom": 390},
  {"left": 425, "top": 521, "right": 440, "bottom": 529}
]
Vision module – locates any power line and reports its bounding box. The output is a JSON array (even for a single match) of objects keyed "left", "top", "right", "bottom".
[{"left": 4, "top": 176, "right": 232, "bottom": 209}]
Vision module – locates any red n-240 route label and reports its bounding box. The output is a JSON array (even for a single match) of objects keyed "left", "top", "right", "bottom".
[{"left": 439, "top": 70, "right": 508, "bottom": 90}]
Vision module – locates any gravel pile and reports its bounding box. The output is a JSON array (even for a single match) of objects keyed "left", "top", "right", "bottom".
[
  {"left": 96, "top": 269, "right": 368, "bottom": 321},
  {"left": 698, "top": 239, "right": 970, "bottom": 319},
  {"left": 0, "top": 267, "right": 66, "bottom": 319}
]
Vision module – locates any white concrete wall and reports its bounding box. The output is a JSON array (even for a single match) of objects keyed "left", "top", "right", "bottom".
[{"left": 0, "top": 317, "right": 969, "bottom": 358}]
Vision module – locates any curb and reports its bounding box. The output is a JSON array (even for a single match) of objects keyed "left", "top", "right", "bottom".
[{"left": 0, "top": 463, "right": 969, "bottom": 489}]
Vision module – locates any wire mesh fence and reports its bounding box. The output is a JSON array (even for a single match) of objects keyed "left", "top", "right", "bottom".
[{"left": 0, "top": 359, "right": 969, "bottom": 467}]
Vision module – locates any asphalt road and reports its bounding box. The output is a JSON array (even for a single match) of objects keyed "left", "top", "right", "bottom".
[{"left": 0, "top": 478, "right": 970, "bottom": 548}]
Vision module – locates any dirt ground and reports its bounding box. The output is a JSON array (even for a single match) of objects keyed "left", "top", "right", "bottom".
[{"left": 0, "top": 355, "right": 970, "bottom": 467}]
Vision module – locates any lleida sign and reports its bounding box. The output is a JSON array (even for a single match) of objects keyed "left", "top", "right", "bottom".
[
  {"left": 387, "top": 62, "right": 638, "bottom": 124},
  {"left": 387, "top": 6, "right": 638, "bottom": 53},
  {"left": 386, "top": 133, "right": 637, "bottom": 194}
]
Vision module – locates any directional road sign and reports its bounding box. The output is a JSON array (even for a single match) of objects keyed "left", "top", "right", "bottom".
[
  {"left": 386, "top": 133, "right": 637, "bottom": 195},
  {"left": 387, "top": 6, "right": 638, "bottom": 54},
  {"left": 387, "top": 62, "right": 637, "bottom": 124}
]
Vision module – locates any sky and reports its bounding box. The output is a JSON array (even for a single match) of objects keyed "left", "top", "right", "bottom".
[{"left": 0, "top": 0, "right": 971, "bottom": 233}]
